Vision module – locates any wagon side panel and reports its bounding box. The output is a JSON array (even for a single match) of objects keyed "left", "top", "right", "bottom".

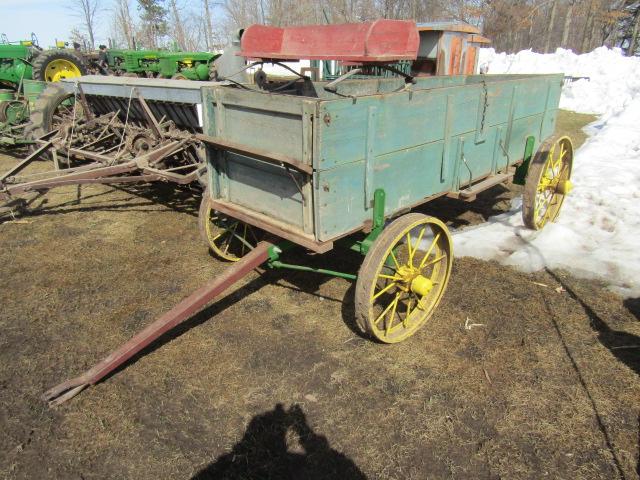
[{"left": 202, "top": 87, "right": 316, "bottom": 239}]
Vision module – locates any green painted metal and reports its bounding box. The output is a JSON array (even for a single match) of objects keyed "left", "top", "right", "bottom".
[
  {"left": 0, "top": 80, "right": 46, "bottom": 147},
  {"left": 0, "top": 42, "right": 34, "bottom": 87},
  {"left": 0, "top": 89, "right": 14, "bottom": 101},
  {"left": 349, "top": 188, "right": 386, "bottom": 255},
  {"left": 513, "top": 135, "right": 536, "bottom": 185},
  {"left": 107, "top": 49, "right": 220, "bottom": 80},
  {"left": 269, "top": 260, "right": 357, "bottom": 280},
  {"left": 202, "top": 72, "right": 561, "bottom": 248},
  {"left": 266, "top": 240, "right": 358, "bottom": 280},
  {"left": 22, "top": 79, "right": 46, "bottom": 110}
]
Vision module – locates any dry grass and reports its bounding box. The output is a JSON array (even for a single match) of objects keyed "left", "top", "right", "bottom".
[{"left": 1, "top": 110, "right": 638, "bottom": 480}]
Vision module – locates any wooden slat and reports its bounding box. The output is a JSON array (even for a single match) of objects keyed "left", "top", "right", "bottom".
[
  {"left": 211, "top": 199, "right": 333, "bottom": 253},
  {"left": 197, "top": 134, "right": 314, "bottom": 175}
]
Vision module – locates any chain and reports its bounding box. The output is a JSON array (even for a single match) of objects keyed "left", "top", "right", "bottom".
[{"left": 480, "top": 78, "right": 488, "bottom": 133}]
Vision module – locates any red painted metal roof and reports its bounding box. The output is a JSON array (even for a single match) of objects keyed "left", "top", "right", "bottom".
[{"left": 239, "top": 20, "right": 420, "bottom": 62}]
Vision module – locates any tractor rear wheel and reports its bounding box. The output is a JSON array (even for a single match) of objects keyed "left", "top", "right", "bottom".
[
  {"left": 26, "top": 84, "right": 82, "bottom": 140},
  {"left": 31, "top": 49, "right": 88, "bottom": 83},
  {"left": 23, "top": 84, "right": 83, "bottom": 160}
]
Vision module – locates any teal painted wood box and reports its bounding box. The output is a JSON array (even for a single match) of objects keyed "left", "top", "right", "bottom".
[{"left": 201, "top": 73, "right": 562, "bottom": 251}]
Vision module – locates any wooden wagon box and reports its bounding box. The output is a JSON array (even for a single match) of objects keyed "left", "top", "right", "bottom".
[{"left": 201, "top": 73, "right": 563, "bottom": 252}]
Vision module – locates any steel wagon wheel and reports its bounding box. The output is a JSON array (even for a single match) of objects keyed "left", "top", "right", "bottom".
[
  {"left": 355, "top": 213, "right": 453, "bottom": 344},
  {"left": 522, "top": 135, "right": 574, "bottom": 230},
  {"left": 198, "top": 188, "right": 261, "bottom": 262}
]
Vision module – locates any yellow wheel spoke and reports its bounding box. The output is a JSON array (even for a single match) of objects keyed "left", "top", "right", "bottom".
[
  {"left": 404, "top": 296, "right": 414, "bottom": 327},
  {"left": 410, "top": 227, "right": 426, "bottom": 267},
  {"left": 378, "top": 273, "right": 400, "bottom": 281},
  {"left": 389, "top": 250, "right": 401, "bottom": 270},
  {"left": 240, "top": 224, "right": 247, "bottom": 256},
  {"left": 422, "top": 254, "right": 446, "bottom": 269},
  {"left": 374, "top": 293, "right": 400, "bottom": 326},
  {"left": 223, "top": 223, "right": 238, "bottom": 255},
  {"left": 386, "top": 295, "right": 400, "bottom": 336},
  {"left": 418, "top": 232, "right": 441, "bottom": 269},
  {"left": 373, "top": 281, "right": 398, "bottom": 300},
  {"left": 406, "top": 232, "right": 413, "bottom": 266}
]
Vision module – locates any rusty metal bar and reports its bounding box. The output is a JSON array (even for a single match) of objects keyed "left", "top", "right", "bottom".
[
  {"left": 0, "top": 141, "right": 53, "bottom": 183},
  {"left": 135, "top": 89, "right": 163, "bottom": 140},
  {"left": 76, "top": 83, "right": 94, "bottom": 122},
  {"left": 43, "top": 241, "right": 274, "bottom": 407},
  {"left": 0, "top": 162, "right": 137, "bottom": 200}
]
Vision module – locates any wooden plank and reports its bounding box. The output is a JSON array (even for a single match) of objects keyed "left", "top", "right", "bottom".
[
  {"left": 364, "top": 106, "right": 377, "bottom": 208},
  {"left": 211, "top": 199, "right": 333, "bottom": 253},
  {"left": 451, "top": 172, "right": 514, "bottom": 202},
  {"left": 197, "top": 134, "right": 313, "bottom": 175},
  {"left": 440, "top": 94, "right": 454, "bottom": 183}
]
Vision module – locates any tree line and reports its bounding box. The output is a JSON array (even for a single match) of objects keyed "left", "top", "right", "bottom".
[{"left": 68, "top": 0, "right": 640, "bottom": 56}]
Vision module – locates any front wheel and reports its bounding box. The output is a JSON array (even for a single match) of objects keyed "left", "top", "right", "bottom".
[
  {"left": 355, "top": 213, "right": 453, "bottom": 344},
  {"left": 522, "top": 135, "right": 574, "bottom": 230}
]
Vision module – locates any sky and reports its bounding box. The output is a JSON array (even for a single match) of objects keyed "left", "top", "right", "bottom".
[{"left": 2, "top": 0, "right": 113, "bottom": 48}]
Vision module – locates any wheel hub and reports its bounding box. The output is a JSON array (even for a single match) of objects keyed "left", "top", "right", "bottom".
[
  {"left": 395, "top": 265, "right": 434, "bottom": 297},
  {"left": 410, "top": 275, "right": 434, "bottom": 297},
  {"left": 556, "top": 179, "right": 573, "bottom": 195}
]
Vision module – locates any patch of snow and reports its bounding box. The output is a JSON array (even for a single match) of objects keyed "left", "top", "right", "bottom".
[
  {"left": 455, "top": 48, "right": 640, "bottom": 298},
  {"left": 479, "top": 47, "right": 640, "bottom": 117}
]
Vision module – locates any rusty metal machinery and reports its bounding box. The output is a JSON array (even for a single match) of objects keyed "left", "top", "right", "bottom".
[{"left": 0, "top": 76, "right": 215, "bottom": 206}]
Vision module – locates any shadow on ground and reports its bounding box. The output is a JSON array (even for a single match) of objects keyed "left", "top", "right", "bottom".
[
  {"left": 191, "top": 404, "right": 367, "bottom": 480},
  {"left": 548, "top": 271, "right": 640, "bottom": 379}
]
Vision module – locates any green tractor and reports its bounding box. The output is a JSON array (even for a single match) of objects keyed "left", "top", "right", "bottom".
[
  {"left": 106, "top": 48, "right": 220, "bottom": 80},
  {"left": 0, "top": 33, "right": 88, "bottom": 88},
  {"left": 0, "top": 34, "right": 87, "bottom": 147}
]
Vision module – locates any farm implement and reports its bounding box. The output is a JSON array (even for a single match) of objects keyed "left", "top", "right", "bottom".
[
  {"left": 2, "top": 20, "right": 574, "bottom": 406},
  {"left": 0, "top": 75, "right": 220, "bottom": 209}
]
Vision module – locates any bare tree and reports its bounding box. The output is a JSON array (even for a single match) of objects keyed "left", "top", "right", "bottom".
[
  {"left": 112, "top": 0, "right": 135, "bottom": 48},
  {"left": 203, "top": 0, "right": 215, "bottom": 51},
  {"left": 68, "top": 0, "right": 101, "bottom": 49},
  {"left": 561, "top": 0, "right": 576, "bottom": 48},
  {"left": 168, "top": 0, "right": 187, "bottom": 50}
]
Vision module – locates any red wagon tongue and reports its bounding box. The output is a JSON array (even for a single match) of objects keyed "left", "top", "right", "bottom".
[
  {"left": 238, "top": 20, "right": 420, "bottom": 63},
  {"left": 43, "top": 241, "right": 274, "bottom": 407}
]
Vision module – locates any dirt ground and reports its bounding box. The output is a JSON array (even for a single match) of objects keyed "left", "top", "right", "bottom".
[{"left": 0, "top": 111, "right": 638, "bottom": 480}]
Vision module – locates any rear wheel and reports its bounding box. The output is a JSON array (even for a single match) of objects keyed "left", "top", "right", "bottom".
[
  {"left": 31, "top": 50, "right": 88, "bottom": 83},
  {"left": 198, "top": 188, "right": 261, "bottom": 261},
  {"left": 522, "top": 135, "right": 574, "bottom": 230},
  {"left": 355, "top": 213, "right": 453, "bottom": 343},
  {"left": 25, "top": 84, "right": 83, "bottom": 140}
]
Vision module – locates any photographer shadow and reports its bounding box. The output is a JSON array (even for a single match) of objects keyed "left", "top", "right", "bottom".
[{"left": 192, "top": 403, "right": 367, "bottom": 480}]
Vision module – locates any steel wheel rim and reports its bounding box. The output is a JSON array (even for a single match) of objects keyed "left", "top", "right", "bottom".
[
  {"left": 533, "top": 137, "right": 573, "bottom": 229},
  {"left": 366, "top": 218, "right": 453, "bottom": 343},
  {"left": 44, "top": 59, "right": 83, "bottom": 82},
  {"left": 204, "top": 205, "right": 258, "bottom": 262}
]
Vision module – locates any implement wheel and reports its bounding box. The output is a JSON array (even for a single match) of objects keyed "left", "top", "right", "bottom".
[
  {"left": 355, "top": 213, "right": 453, "bottom": 343},
  {"left": 31, "top": 49, "right": 88, "bottom": 83},
  {"left": 522, "top": 135, "right": 574, "bottom": 230},
  {"left": 198, "top": 188, "right": 261, "bottom": 262}
]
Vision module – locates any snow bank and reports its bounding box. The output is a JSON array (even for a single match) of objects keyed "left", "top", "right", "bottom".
[
  {"left": 455, "top": 48, "right": 640, "bottom": 298},
  {"left": 479, "top": 47, "right": 640, "bottom": 116}
]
